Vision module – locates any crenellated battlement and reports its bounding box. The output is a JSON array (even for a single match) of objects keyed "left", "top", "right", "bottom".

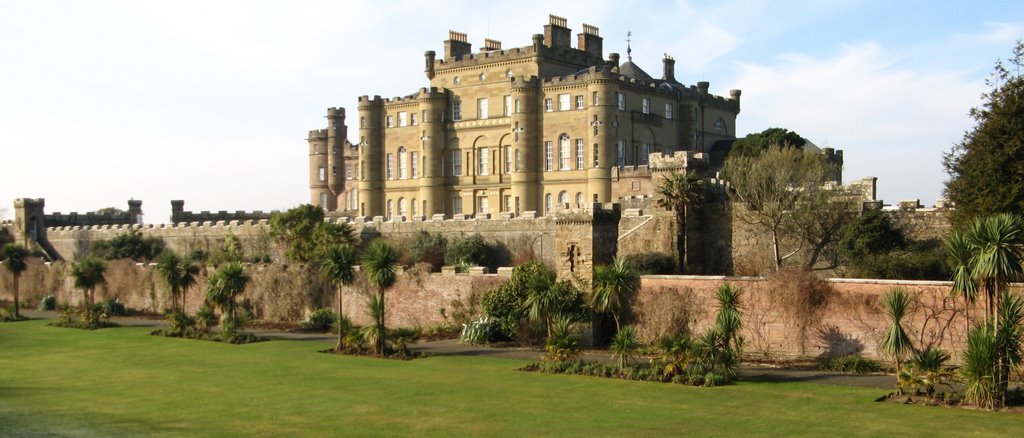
[{"left": 307, "top": 129, "right": 328, "bottom": 139}]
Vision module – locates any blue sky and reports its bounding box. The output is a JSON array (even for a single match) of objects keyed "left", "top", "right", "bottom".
[{"left": 1, "top": 0, "right": 1022, "bottom": 223}]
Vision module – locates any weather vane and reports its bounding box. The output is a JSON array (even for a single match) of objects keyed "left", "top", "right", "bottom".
[{"left": 626, "top": 30, "right": 632, "bottom": 61}]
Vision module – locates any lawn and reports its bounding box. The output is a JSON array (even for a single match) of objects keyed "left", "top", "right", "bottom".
[{"left": 1, "top": 320, "right": 1020, "bottom": 437}]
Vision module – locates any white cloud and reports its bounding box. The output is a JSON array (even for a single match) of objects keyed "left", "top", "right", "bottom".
[{"left": 729, "top": 42, "right": 983, "bottom": 205}]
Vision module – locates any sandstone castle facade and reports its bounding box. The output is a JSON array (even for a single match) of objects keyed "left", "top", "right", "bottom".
[{"left": 308, "top": 15, "right": 741, "bottom": 217}]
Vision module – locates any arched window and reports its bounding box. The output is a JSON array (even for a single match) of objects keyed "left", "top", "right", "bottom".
[
  {"left": 559, "top": 191, "right": 569, "bottom": 206},
  {"left": 558, "top": 134, "right": 570, "bottom": 170},
  {"left": 386, "top": 199, "right": 394, "bottom": 220},
  {"left": 411, "top": 198, "right": 418, "bottom": 217},
  {"left": 714, "top": 117, "right": 726, "bottom": 131},
  {"left": 575, "top": 192, "right": 583, "bottom": 208},
  {"left": 411, "top": 151, "right": 419, "bottom": 178},
  {"left": 398, "top": 147, "right": 408, "bottom": 179},
  {"left": 545, "top": 193, "right": 553, "bottom": 214},
  {"left": 398, "top": 198, "right": 407, "bottom": 218}
]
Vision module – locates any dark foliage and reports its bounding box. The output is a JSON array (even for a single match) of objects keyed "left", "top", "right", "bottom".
[{"left": 92, "top": 231, "right": 165, "bottom": 261}]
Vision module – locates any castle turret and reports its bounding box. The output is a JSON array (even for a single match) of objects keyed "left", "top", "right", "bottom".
[
  {"left": 13, "top": 198, "right": 45, "bottom": 246},
  {"left": 308, "top": 128, "right": 330, "bottom": 208},
  {"left": 586, "top": 80, "right": 614, "bottom": 203},
  {"left": 358, "top": 96, "right": 385, "bottom": 217},
  {"left": 424, "top": 50, "right": 436, "bottom": 80},
  {"left": 729, "top": 89, "right": 742, "bottom": 113},
  {"left": 326, "top": 107, "right": 347, "bottom": 210},
  {"left": 510, "top": 78, "right": 541, "bottom": 214},
  {"left": 418, "top": 87, "right": 447, "bottom": 216}
]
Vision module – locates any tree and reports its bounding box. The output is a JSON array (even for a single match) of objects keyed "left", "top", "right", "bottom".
[
  {"left": 723, "top": 146, "right": 844, "bottom": 271},
  {"left": 70, "top": 257, "right": 107, "bottom": 308},
  {"left": 879, "top": 288, "right": 914, "bottom": 384},
  {"left": 361, "top": 239, "right": 399, "bottom": 355},
  {"left": 155, "top": 251, "right": 199, "bottom": 313},
  {"left": 270, "top": 204, "right": 355, "bottom": 263},
  {"left": 610, "top": 326, "right": 640, "bottom": 370},
  {"left": 730, "top": 127, "right": 807, "bottom": 158},
  {"left": 944, "top": 41, "right": 1024, "bottom": 226},
  {"left": 590, "top": 257, "right": 639, "bottom": 332},
  {"left": 320, "top": 244, "right": 357, "bottom": 351},
  {"left": 946, "top": 230, "right": 978, "bottom": 333},
  {"left": 2, "top": 243, "right": 30, "bottom": 318},
  {"left": 205, "top": 261, "right": 250, "bottom": 337},
  {"left": 655, "top": 171, "right": 704, "bottom": 273}
]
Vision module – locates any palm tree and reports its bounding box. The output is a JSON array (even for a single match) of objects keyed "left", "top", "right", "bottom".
[
  {"left": 589, "top": 257, "right": 639, "bottom": 333},
  {"left": 2, "top": 244, "right": 30, "bottom": 319},
  {"left": 879, "top": 288, "right": 914, "bottom": 385},
  {"left": 715, "top": 283, "right": 744, "bottom": 354},
  {"left": 522, "top": 269, "right": 559, "bottom": 338},
  {"left": 610, "top": 325, "right": 640, "bottom": 370},
  {"left": 321, "top": 244, "right": 357, "bottom": 351},
  {"left": 966, "top": 213, "right": 1024, "bottom": 333},
  {"left": 156, "top": 251, "right": 201, "bottom": 313},
  {"left": 655, "top": 171, "right": 704, "bottom": 273},
  {"left": 946, "top": 230, "right": 978, "bottom": 333},
  {"left": 70, "top": 257, "right": 107, "bottom": 308},
  {"left": 205, "top": 261, "right": 250, "bottom": 337},
  {"left": 361, "top": 239, "right": 398, "bottom": 355}
]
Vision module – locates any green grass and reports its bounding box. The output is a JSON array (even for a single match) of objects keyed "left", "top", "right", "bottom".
[{"left": 1, "top": 320, "right": 1020, "bottom": 437}]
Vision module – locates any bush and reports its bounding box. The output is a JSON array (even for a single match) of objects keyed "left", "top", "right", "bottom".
[
  {"left": 303, "top": 308, "right": 337, "bottom": 332},
  {"left": 460, "top": 316, "right": 496, "bottom": 345},
  {"left": 166, "top": 310, "right": 197, "bottom": 336},
  {"left": 195, "top": 305, "right": 216, "bottom": 332},
  {"left": 623, "top": 252, "right": 675, "bottom": 275},
  {"left": 816, "top": 355, "right": 884, "bottom": 374},
  {"left": 92, "top": 231, "right": 165, "bottom": 262},
  {"left": 37, "top": 295, "right": 57, "bottom": 311},
  {"left": 102, "top": 299, "right": 128, "bottom": 317},
  {"left": 409, "top": 232, "right": 447, "bottom": 270},
  {"left": 445, "top": 234, "right": 490, "bottom": 269}
]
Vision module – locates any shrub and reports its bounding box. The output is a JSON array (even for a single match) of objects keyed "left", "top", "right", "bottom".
[
  {"left": 302, "top": 308, "right": 337, "bottom": 332},
  {"left": 543, "top": 317, "right": 581, "bottom": 362},
  {"left": 460, "top": 316, "right": 495, "bottom": 345},
  {"left": 445, "top": 234, "right": 490, "bottom": 268},
  {"left": 92, "top": 231, "right": 165, "bottom": 262},
  {"left": 102, "top": 298, "right": 128, "bottom": 317},
  {"left": 390, "top": 327, "right": 421, "bottom": 359},
  {"left": 408, "top": 232, "right": 447, "bottom": 270},
  {"left": 195, "top": 305, "right": 217, "bottom": 332},
  {"left": 623, "top": 252, "right": 675, "bottom": 275},
  {"left": 37, "top": 295, "right": 57, "bottom": 311},
  {"left": 816, "top": 355, "right": 884, "bottom": 374},
  {"left": 166, "top": 310, "right": 197, "bottom": 336},
  {"left": 611, "top": 326, "right": 640, "bottom": 370}
]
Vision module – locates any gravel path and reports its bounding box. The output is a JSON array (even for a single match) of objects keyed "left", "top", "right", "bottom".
[{"left": 20, "top": 310, "right": 897, "bottom": 389}]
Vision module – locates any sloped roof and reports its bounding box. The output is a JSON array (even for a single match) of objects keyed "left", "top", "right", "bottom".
[{"left": 618, "top": 60, "right": 654, "bottom": 81}]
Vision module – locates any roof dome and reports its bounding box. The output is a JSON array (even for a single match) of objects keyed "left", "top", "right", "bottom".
[{"left": 618, "top": 61, "right": 653, "bottom": 81}]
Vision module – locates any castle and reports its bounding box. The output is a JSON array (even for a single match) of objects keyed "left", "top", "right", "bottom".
[{"left": 308, "top": 15, "right": 741, "bottom": 217}]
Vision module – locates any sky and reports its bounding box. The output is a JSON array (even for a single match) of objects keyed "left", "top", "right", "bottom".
[{"left": 1, "top": 0, "right": 1022, "bottom": 224}]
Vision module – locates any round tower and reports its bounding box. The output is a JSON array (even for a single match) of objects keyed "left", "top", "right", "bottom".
[
  {"left": 357, "top": 96, "right": 385, "bottom": 217},
  {"left": 510, "top": 77, "right": 540, "bottom": 214},
  {"left": 586, "top": 79, "right": 615, "bottom": 203},
  {"left": 326, "top": 107, "right": 346, "bottom": 211},
  {"left": 418, "top": 88, "right": 447, "bottom": 216},
  {"left": 308, "top": 128, "right": 330, "bottom": 208}
]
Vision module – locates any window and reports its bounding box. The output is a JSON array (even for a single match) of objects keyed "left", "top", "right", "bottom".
[
  {"left": 503, "top": 195, "right": 512, "bottom": 213},
  {"left": 575, "top": 95, "right": 584, "bottom": 109},
  {"left": 503, "top": 95, "right": 512, "bottom": 116},
  {"left": 617, "top": 93, "right": 625, "bottom": 110},
  {"left": 559, "top": 191, "right": 569, "bottom": 206},
  {"left": 479, "top": 73, "right": 485, "bottom": 81},
  {"left": 452, "top": 149, "right": 462, "bottom": 175},
  {"left": 544, "top": 98, "right": 553, "bottom": 112},
  {"left": 319, "top": 167, "right": 326, "bottom": 181},
  {"left": 575, "top": 139, "right": 585, "bottom": 169},
  {"left": 593, "top": 144, "right": 599, "bottom": 167},
  {"left": 411, "top": 198, "right": 417, "bottom": 217},
  {"left": 514, "top": 99, "right": 521, "bottom": 113},
  {"left": 665, "top": 103, "right": 672, "bottom": 119},
  {"left": 411, "top": 151, "right": 419, "bottom": 178},
  {"left": 386, "top": 154, "right": 394, "bottom": 179},
  {"left": 453, "top": 76, "right": 460, "bottom": 84},
  {"left": 360, "top": 117, "right": 365, "bottom": 128},
  {"left": 313, "top": 145, "right": 319, "bottom": 154},
  {"left": 504, "top": 146, "right": 512, "bottom": 174},
  {"left": 453, "top": 101, "right": 462, "bottom": 121},
  {"left": 505, "top": 69, "right": 513, "bottom": 78},
  {"left": 515, "top": 149, "right": 521, "bottom": 172},
  {"left": 544, "top": 141, "right": 554, "bottom": 171},
  {"left": 477, "top": 98, "right": 488, "bottom": 120},
  {"left": 332, "top": 145, "right": 338, "bottom": 155},
  {"left": 398, "top": 111, "right": 408, "bottom": 127},
  {"left": 398, "top": 147, "right": 408, "bottom": 179},
  {"left": 398, "top": 198, "right": 407, "bottom": 218},
  {"left": 411, "top": 112, "right": 418, "bottom": 125},
  {"left": 478, "top": 148, "right": 490, "bottom": 175},
  {"left": 642, "top": 98, "right": 650, "bottom": 114},
  {"left": 558, "top": 94, "right": 570, "bottom": 111},
  {"left": 387, "top": 199, "right": 393, "bottom": 220},
  {"left": 592, "top": 91, "right": 599, "bottom": 105},
  {"left": 478, "top": 194, "right": 489, "bottom": 214},
  {"left": 331, "top": 166, "right": 336, "bottom": 176},
  {"left": 545, "top": 193, "right": 553, "bottom": 213},
  {"left": 452, "top": 196, "right": 462, "bottom": 214},
  {"left": 617, "top": 140, "right": 626, "bottom": 168},
  {"left": 387, "top": 115, "right": 394, "bottom": 128},
  {"left": 558, "top": 135, "right": 570, "bottom": 170},
  {"left": 575, "top": 192, "right": 584, "bottom": 207},
  {"left": 640, "top": 143, "right": 650, "bottom": 165},
  {"left": 714, "top": 117, "right": 726, "bottom": 131},
  {"left": 320, "top": 193, "right": 328, "bottom": 209},
  {"left": 345, "top": 164, "right": 353, "bottom": 179}
]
